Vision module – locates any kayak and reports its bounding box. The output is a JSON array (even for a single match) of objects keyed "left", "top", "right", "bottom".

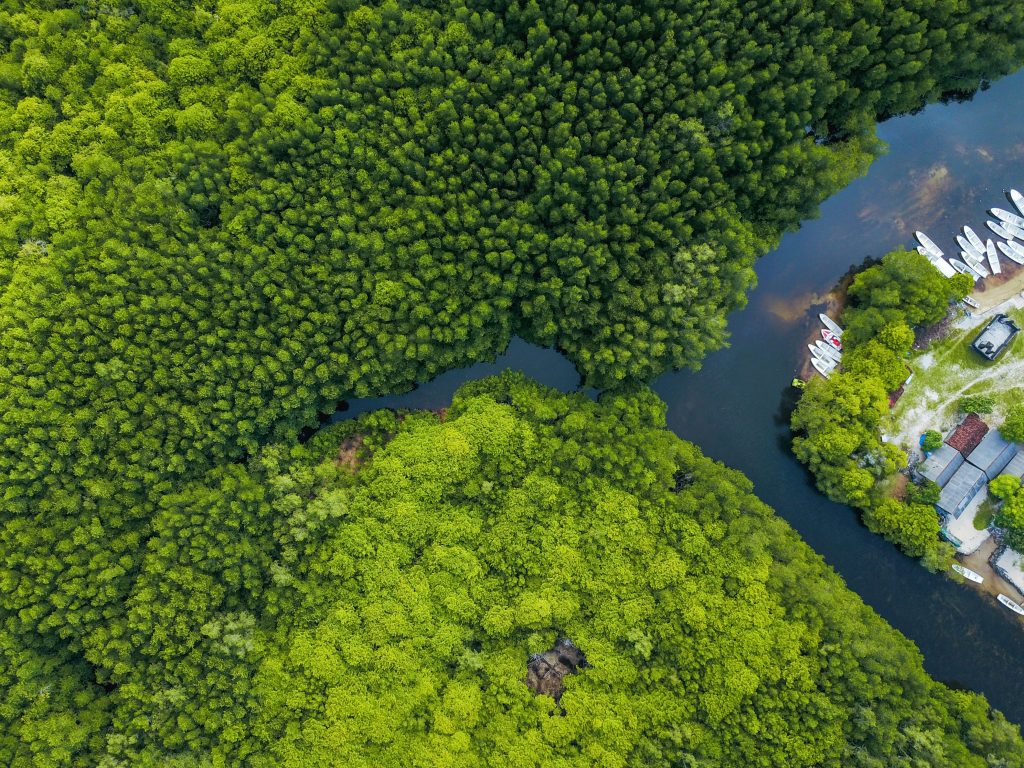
[
  {"left": 819, "top": 313, "right": 844, "bottom": 337},
  {"left": 952, "top": 563, "right": 984, "bottom": 583},
  {"left": 821, "top": 329, "right": 842, "bottom": 350},
  {"left": 986, "top": 239, "right": 1001, "bottom": 275},
  {"left": 997, "top": 240, "right": 1024, "bottom": 265},
  {"left": 998, "top": 594, "right": 1024, "bottom": 616},
  {"left": 815, "top": 340, "right": 842, "bottom": 362},
  {"left": 914, "top": 231, "right": 945, "bottom": 259},
  {"left": 961, "top": 251, "right": 989, "bottom": 278},
  {"left": 811, "top": 357, "right": 834, "bottom": 379},
  {"left": 964, "top": 226, "right": 986, "bottom": 253},
  {"left": 1011, "top": 188, "right": 1024, "bottom": 217},
  {"left": 987, "top": 220, "right": 1015, "bottom": 240},
  {"left": 949, "top": 259, "right": 978, "bottom": 281},
  {"left": 956, "top": 235, "right": 985, "bottom": 261},
  {"left": 992, "top": 207, "right": 1024, "bottom": 228}
]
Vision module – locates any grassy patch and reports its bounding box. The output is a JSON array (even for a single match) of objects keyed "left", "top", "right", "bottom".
[{"left": 974, "top": 497, "right": 997, "bottom": 531}]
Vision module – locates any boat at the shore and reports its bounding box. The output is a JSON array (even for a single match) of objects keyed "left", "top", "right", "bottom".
[
  {"left": 915, "top": 231, "right": 945, "bottom": 259},
  {"left": 811, "top": 357, "right": 834, "bottom": 378},
  {"left": 957, "top": 235, "right": 985, "bottom": 261},
  {"left": 997, "top": 240, "right": 1024, "bottom": 265},
  {"left": 961, "top": 252, "right": 989, "bottom": 278},
  {"left": 986, "top": 240, "right": 1001, "bottom": 274},
  {"left": 964, "top": 226, "right": 986, "bottom": 253},
  {"left": 952, "top": 563, "right": 984, "bottom": 583},
  {"left": 992, "top": 207, "right": 1024, "bottom": 228},
  {"left": 1011, "top": 188, "right": 1024, "bottom": 217},
  {"left": 819, "top": 313, "right": 843, "bottom": 337},
  {"left": 963, "top": 296, "right": 981, "bottom": 310},
  {"left": 998, "top": 594, "right": 1024, "bottom": 616},
  {"left": 987, "top": 220, "right": 1015, "bottom": 240},
  {"left": 815, "top": 340, "right": 842, "bottom": 362},
  {"left": 950, "top": 259, "right": 979, "bottom": 281},
  {"left": 917, "top": 246, "right": 957, "bottom": 278},
  {"left": 1006, "top": 221, "right": 1024, "bottom": 240},
  {"left": 821, "top": 329, "right": 842, "bottom": 350}
]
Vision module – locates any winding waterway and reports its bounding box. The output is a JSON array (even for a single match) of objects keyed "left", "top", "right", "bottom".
[{"left": 335, "top": 69, "right": 1024, "bottom": 722}]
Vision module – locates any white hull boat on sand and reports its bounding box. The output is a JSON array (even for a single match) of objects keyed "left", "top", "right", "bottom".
[
  {"left": 818, "top": 313, "right": 843, "bottom": 337},
  {"left": 811, "top": 357, "right": 834, "bottom": 378},
  {"left": 815, "top": 340, "right": 841, "bottom": 362},
  {"left": 998, "top": 594, "right": 1024, "bottom": 616},
  {"left": 961, "top": 252, "right": 989, "bottom": 277},
  {"left": 957, "top": 235, "right": 985, "bottom": 261},
  {"left": 952, "top": 563, "right": 984, "bottom": 583},
  {"left": 963, "top": 296, "right": 980, "bottom": 310},
  {"left": 949, "top": 259, "right": 978, "bottom": 281},
  {"left": 997, "top": 240, "right": 1024, "bottom": 265},
  {"left": 1010, "top": 189, "right": 1024, "bottom": 217},
  {"left": 964, "top": 226, "right": 986, "bottom": 253},
  {"left": 992, "top": 207, "right": 1024, "bottom": 228},
  {"left": 987, "top": 220, "right": 1015, "bottom": 240},
  {"left": 986, "top": 239, "right": 1001, "bottom": 274},
  {"left": 914, "top": 231, "right": 945, "bottom": 259}
]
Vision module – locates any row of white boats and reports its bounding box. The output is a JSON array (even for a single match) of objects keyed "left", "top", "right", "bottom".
[
  {"left": 950, "top": 563, "right": 1024, "bottom": 616},
  {"left": 914, "top": 188, "right": 1024, "bottom": 288},
  {"left": 808, "top": 314, "right": 844, "bottom": 378}
]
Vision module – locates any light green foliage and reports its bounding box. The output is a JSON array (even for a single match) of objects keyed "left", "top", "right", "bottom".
[
  {"left": 922, "top": 430, "right": 943, "bottom": 452},
  {"left": 960, "top": 394, "right": 996, "bottom": 415},
  {"left": 5, "top": 374, "right": 1021, "bottom": 765},
  {"left": 993, "top": 477, "right": 1024, "bottom": 552},
  {"left": 1000, "top": 405, "right": 1024, "bottom": 443}
]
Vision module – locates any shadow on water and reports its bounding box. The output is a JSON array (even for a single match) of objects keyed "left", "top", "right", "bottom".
[{"left": 332, "top": 68, "right": 1024, "bottom": 721}]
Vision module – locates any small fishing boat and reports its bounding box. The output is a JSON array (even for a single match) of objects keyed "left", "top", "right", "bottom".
[
  {"left": 931, "top": 255, "right": 957, "bottom": 278},
  {"left": 956, "top": 235, "right": 985, "bottom": 261},
  {"left": 952, "top": 563, "right": 984, "bottom": 583},
  {"left": 811, "top": 357, "right": 834, "bottom": 379},
  {"left": 818, "top": 313, "right": 844, "bottom": 337},
  {"left": 987, "top": 220, "right": 1015, "bottom": 240},
  {"left": 1006, "top": 221, "right": 1024, "bottom": 240},
  {"left": 1010, "top": 188, "right": 1024, "bottom": 217},
  {"left": 964, "top": 226, "right": 986, "bottom": 253},
  {"left": 821, "top": 329, "right": 842, "bottom": 350},
  {"left": 998, "top": 594, "right": 1024, "bottom": 616},
  {"left": 992, "top": 207, "right": 1024, "bottom": 228},
  {"left": 949, "top": 259, "right": 979, "bottom": 281},
  {"left": 997, "top": 240, "right": 1024, "bottom": 265},
  {"left": 963, "top": 296, "right": 980, "bottom": 310},
  {"left": 961, "top": 251, "right": 989, "bottom": 278},
  {"left": 815, "top": 340, "right": 842, "bottom": 362},
  {"left": 986, "top": 239, "right": 1001, "bottom": 275},
  {"left": 915, "top": 231, "right": 945, "bottom": 258}
]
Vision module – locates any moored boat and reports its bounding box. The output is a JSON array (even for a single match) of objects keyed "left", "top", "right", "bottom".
[
  {"left": 964, "top": 226, "right": 986, "bottom": 253},
  {"left": 987, "top": 220, "right": 1015, "bottom": 240},
  {"left": 811, "top": 357, "right": 834, "bottom": 379},
  {"left": 963, "top": 296, "right": 980, "bottom": 310},
  {"left": 998, "top": 594, "right": 1024, "bottom": 616},
  {"left": 997, "top": 240, "right": 1024, "bottom": 265},
  {"left": 821, "top": 329, "right": 842, "bottom": 350},
  {"left": 819, "top": 313, "right": 843, "bottom": 337},
  {"left": 914, "top": 231, "right": 944, "bottom": 259},
  {"left": 956, "top": 235, "right": 985, "bottom": 261},
  {"left": 961, "top": 252, "right": 989, "bottom": 278},
  {"left": 815, "top": 340, "right": 841, "bottom": 362},
  {"left": 952, "top": 563, "right": 984, "bottom": 583},
  {"left": 1010, "top": 188, "right": 1024, "bottom": 217},
  {"left": 986, "top": 239, "right": 1001, "bottom": 275},
  {"left": 949, "top": 259, "right": 978, "bottom": 281},
  {"left": 1006, "top": 221, "right": 1024, "bottom": 240},
  {"left": 991, "top": 207, "right": 1024, "bottom": 228}
]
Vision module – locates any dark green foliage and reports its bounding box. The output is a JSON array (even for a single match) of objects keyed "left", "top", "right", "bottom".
[
  {"left": 906, "top": 478, "right": 941, "bottom": 506},
  {"left": 922, "top": 430, "right": 943, "bottom": 452},
  {"left": 991, "top": 475, "right": 1024, "bottom": 550},
  {"left": 5, "top": 374, "right": 1022, "bottom": 765},
  {"left": 960, "top": 394, "right": 996, "bottom": 414}
]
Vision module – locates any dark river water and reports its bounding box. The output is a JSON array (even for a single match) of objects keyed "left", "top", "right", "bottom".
[{"left": 336, "top": 69, "right": 1024, "bottom": 722}]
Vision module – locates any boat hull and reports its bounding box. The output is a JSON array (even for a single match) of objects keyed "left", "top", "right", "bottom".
[
  {"left": 949, "top": 259, "right": 978, "bottom": 281},
  {"left": 997, "top": 241, "right": 1024, "bottom": 265},
  {"left": 952, "top": 563, "right": 984, "bottom": 583},
  {"left": 986, "top": 240, "right": 1001, "bottom": 275},
  {"left": 821, "top": 329, "right": 842, "bottom": 350},
  {"left": 992, "top": 207, "right": 1024, "bottom": 228},
  {"left": 998, "top": 594, "right": 1024, "bottom": 616},
  {"left": 987, "top": 220, "right": 1014, "bottom": 240},
  {"left": 964, "top": 226, "right": 986, "bottom": 253},
  {"left": 914, "top": 231, "right": 944, "bottom": 258},
  {"left": 818, "top": 313, "right": 843, "bottom": 337},
  {"left": 1010, "top": 188, "right": 1024, "bottom": 217},
  {"left": 961, "top": 252, "right": 989, "bottom": 277}
]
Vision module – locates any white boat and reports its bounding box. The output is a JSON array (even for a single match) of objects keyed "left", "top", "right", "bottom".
[
  {"left": 1010, "top": 188, "right": 1024, "bottom": 217},
  {"left": 964, "top": 226, "right": 986, "bottom": 253},
  {"left": 931, "top": 255, "right": 957, "bottom": 278},
  {"left": 949, "top": 259, "right": 978, "bottom": 281},
  {"left": 961, "top": 251, "right": 989, "bottom": 278},
  {"left": 1006, "top": 221, "right": 1024, "bottom": 240},
  {"left": 963, "top": 296, "right": 980, "bottom": 310},
  {"left": 811, "top": 357, "right": 833, "bottom": 379},
  {"left": 986, "top": 239, "right": 1001, "bottom": 275},
  {"left": 818, "top": 313, "right": 843, "bottom": 337},
  {"left": 952, "top": 563, "right": 984, "bottom": 583},
  {"left": 915, "top": 231, "right": 945, "bottom": 259},
  {"left": 956, "top": 235, "right": 985, "bottom": 261},
  {"left": 815, "top": 340, "right": 842, "bottom": 362},
  {"left": 821, "top": 329, "right": 842, "bottom": 351},
  {"left": 998, "top": 594, "right": 1024, "bottom": 616},
  {"left": 991, "top": 207, "right": 1024, "bottom": 228},
  {"left": 997, "top": 240, "right": 1024, "bottom": 265},
  {"left": 987, "top": 220, "right": 1015, "bottom": 240}
]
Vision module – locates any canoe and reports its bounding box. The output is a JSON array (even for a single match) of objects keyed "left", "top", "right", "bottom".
[
  {"left": 986, "top": 239, "right": 1001, "bottom": 275},
  {"left": 815, "top": 340, "right": 842, "bottom": 362},
  {"left": 961, "top": 251, "right": 989, "bottom": 277},
  {"left": 963, "top": 296, "right": 980, "bottom": 309},
  {"left": 997, "top": 240, "right": 1024, "bottom": 265},
  {"left": 915, "top": 231, "right": 945, "bottom": 259},
  {"left": 987, "top": 220, "right": 1015, "bottom": 240},
  {"left": 998, "top": 594, "right": 1024, "bottom": 616},
  {"left": 1011, "top": 188, "right": 1024, "bottom": 217},
  {"left": 949, "top": 259, "right": 978, "bottom": 281},
  {"left": 964, "top": 226, "right": 986, "bottom": 253},
  {"left": 952, "top": 563, "right": 984, "bottom": 583},
  {"left": 811, "top": 357, "right": 833, "bottom": 379},
  {"left": 956, "top": 235, "right": 985, "bottom": 261},
  {"left": 821, "top": 329, "right": 842, "bottom": 350},
  {"left": 991, "top": 207, "right": 1024, "bottom": 228},
  {"left": 819, "top": 313, "right": 844, "bottom": 337}
]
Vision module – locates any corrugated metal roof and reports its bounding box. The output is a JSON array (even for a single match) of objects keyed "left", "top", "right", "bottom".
[
  {"left": 966, "top": 430, "right": 1016, "bottom": 479},
  {"left": 937, "top": 463, "right": 987, "bottom": 518},
  {"left": 1000, "top": 449, "right": 1024, "bottom": 480},
  {"left": 919, "top": 443, "right": 964, "bottom": 486}
]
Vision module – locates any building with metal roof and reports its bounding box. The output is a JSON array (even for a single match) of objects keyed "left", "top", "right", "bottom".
[
  {"left": 965, "top": 430, "right": 1017, "bottom": 480},
  {"left": 971, "top": 313, "right": 1020, "bottom": 361},
  {"left": 936, "top": 462, "right": 987, "bottom": 519},
  {"left": 918, "top": 443, "right": 965, "bottom": 487},
  {"left": 1000, "top": 448, "right": 1024, "bottom": 480}
]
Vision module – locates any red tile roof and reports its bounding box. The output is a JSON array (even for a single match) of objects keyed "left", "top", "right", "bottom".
[{"left": 945, "top": 413, "right": 989, "bottom": 456}]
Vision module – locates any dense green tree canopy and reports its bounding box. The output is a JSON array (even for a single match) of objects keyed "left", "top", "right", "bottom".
[{"left": 5, "top": 374, "right": 1022, "bottom": 765}]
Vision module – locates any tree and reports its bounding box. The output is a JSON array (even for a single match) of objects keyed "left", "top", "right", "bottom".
[
  {"left": 922, "top": 430, "right": 943, "bottom": 452},
  {"left": 960, "top": 394, "right": 996, "bottom": 414},
  {"left": 1000, "top": 405, "right": 1024, "bottom": 443}
]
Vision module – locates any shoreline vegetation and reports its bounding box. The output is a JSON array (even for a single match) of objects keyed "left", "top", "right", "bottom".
[{"left": 3, "top": 0, "right": 1024, "bottom": 764}]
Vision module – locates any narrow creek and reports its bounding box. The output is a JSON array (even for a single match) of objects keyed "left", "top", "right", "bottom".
[{"left": 334, "top": 69, "right": 1024, "bottom": 722}]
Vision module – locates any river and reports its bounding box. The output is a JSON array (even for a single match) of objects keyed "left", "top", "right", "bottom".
[{"left": 334, "top": 69, "right": 1024, "bottom": 722}]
